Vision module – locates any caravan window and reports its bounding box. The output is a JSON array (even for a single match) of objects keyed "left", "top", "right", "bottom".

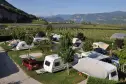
[
  {"left": 55, "top": 62, "right": 60, "bottom": 66},
  {"left": 111, "top": 71, "right": 117, "bottom": 77},
  {"left": 45, "top": 61, "right": 50, "bottom": 66}
]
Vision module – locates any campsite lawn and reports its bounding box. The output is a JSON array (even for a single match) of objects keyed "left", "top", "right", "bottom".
[{"left": 7, "top": 49, "right": 87, "bottom": 84}]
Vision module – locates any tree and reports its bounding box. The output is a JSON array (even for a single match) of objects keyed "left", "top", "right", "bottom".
[
  {"left": 11, "top": 28, "right": 26, "bottom": 40},
  {"left": 76, "top": 32, "right": 86, "bottom": 41},
  {"left": 114, "top": 39, "right": 124, "bottom": 49},
  {"left": 24, "top": 35, "right": 33, "bottom": 56},
  {"left": 58, "top": 33, "right": 75, "bottom": 75},
  {"left": 37, "top": 40, "right": 52, "bottom": 54},
  {"left": 82, "top": 39, "right": 93, "bottom": 51},
  {"left": 81, "top": 21, "right": 87, "bottom": 25},
  {"left": 46, "top": 24, "right": 53, "bottom": 36}
]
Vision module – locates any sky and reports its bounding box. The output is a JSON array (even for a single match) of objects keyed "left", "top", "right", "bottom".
[{"left": 7, "top": 0, "right": 126, "bottom": 16}]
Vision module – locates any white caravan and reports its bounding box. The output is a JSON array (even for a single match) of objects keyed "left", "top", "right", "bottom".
[
  {"left": 36, "top": 54, "right": 68, "bottom": 74},
  {"left": 73, "top": 58, "right": 118, "bottom": 81},
  {"left": 74, "top": 51, "right": 120, "bottom": 67},
  {"left": 16, "top": 41, "right": 33, "bottom": 50}
]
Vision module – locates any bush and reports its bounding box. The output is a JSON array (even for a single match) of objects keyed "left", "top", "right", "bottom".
[
  {"left": 76, "top": 32, "right": 86, "bottom": 41},
  {"left": 82, "top": 39, "right": 93, "bottom": 51},
  {"left": 114, "top": 39, "right": 124, "bottom": 49},
  {"left": 87, "top": 77, "right": 117, "bottom": 84}
]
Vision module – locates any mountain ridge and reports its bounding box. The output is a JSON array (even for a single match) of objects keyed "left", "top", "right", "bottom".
[
  {"left": 0, "top": 0, "right": 37, "bottom": 23},
  {"left": 44, "top": 11, "right": 126, "bottom": 24}
]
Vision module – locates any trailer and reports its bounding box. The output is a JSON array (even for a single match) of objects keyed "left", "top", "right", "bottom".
[
  {"left": 73, "top": 58, "right": 118, "bottom": 81},
  {"left": 36, "top": 54, "right": 69, "bottom": 74}
]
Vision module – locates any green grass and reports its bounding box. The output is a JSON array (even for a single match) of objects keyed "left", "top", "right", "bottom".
[
  {"left": 87, "top": 77, "right": 117, "bottom": 84},
  {"left": 7, "top": 49, "right": 86, "bottom": 84}
]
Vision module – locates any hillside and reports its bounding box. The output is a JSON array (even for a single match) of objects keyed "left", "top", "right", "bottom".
[
  {"left": 44, "top": 11, "right": 126, "bottom": 24},
  {"left": 0, "top": 0, "right": 37, "bottom": 23}
]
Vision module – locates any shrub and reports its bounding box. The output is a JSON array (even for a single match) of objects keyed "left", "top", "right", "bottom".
[
  {"left": 114, "top": 39, "right": 124, "bottom": 49},
  {"left": 82, "top": 39, "right": 94, "bottom": 51},
  {"left": 76, "top": 32, "right": 86, "bottom": 41}
]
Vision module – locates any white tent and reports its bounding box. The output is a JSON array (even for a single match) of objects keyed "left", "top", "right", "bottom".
[
  {"left": 16, "top": 41, "right": 33, "bottom": 50},
  {"left": 52, "top": 34, "right": 61, "bottom": 40}
]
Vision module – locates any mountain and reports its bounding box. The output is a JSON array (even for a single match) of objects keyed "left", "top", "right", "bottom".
[
  {"left": 43, "top": 16, "right": 66, "bottom": 23},
  {"left": 0, "top": 0, "right": 37, "bottom": 23},
  {"left": 44, "top": 11, "right": 126, "bottom": 24}
]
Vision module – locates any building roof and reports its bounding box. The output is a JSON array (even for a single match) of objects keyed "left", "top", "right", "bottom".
[
  {"left": 93, "top": 42, "right": 109, "bottom": 50},
  {"left": 110, "top": 33, "right": 126, "bottom": 39}
]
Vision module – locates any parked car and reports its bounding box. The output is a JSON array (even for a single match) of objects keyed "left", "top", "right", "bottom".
[{"left": 22, "top": 58, "right": 43, "bottom": 71}]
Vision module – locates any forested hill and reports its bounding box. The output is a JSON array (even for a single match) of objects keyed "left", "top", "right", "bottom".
[{"left": 0, "top": 0, "right": 37, "bottom": 23}]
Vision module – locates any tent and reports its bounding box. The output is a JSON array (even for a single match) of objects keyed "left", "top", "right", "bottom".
[
  {"left": 110, "top": 33, "right": 126, "bottom": 39},
  {"left": 16, "top": 41, "right": 33, "bottom": 50}
]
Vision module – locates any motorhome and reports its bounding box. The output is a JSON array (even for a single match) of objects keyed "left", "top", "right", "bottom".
[
  {"left": 36, "top": 54, "right": 68, "bottom": 74},
  {"left": 73, "top": 58, "right": 118, "bottom": 81}
]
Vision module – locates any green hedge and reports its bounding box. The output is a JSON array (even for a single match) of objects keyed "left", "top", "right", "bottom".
[{"left": 87, "top": 77, "right": 117, "bottom": 84}]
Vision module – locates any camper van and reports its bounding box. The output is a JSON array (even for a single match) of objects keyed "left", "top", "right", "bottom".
[
  {"left": 36, "top": 54, "right": 68, "bottom": 74},
  {"left": 16, "top": 41, "right": 33, "bottom": 50},
  {"left": 73, "top": 58, "right": 118, "bottom": 81}
]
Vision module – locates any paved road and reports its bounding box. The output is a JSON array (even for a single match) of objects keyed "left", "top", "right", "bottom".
[{"left": 0, "top": 47, "right": 41, "bottom": 84}]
